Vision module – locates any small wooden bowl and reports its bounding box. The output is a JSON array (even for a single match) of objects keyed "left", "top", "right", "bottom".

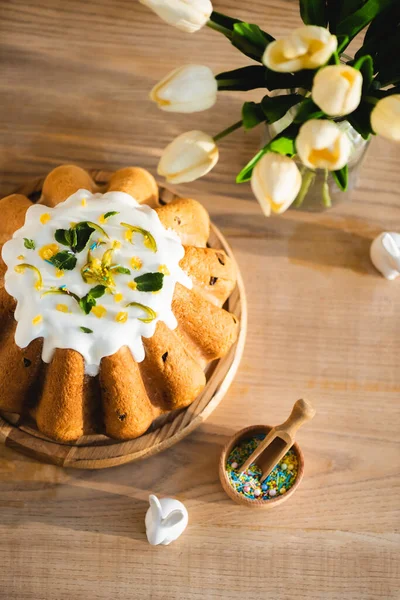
[{"left": 219, "top": 425, "right": 305, "bottom": 509}]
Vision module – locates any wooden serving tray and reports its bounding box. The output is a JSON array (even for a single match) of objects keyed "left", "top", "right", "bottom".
[{"left": 0, "top": 171, "right": 247, "bottom": 469}]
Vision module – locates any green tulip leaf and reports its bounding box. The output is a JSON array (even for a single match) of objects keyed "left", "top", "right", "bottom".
[
  {"left": 300, "top": 0, "right": 327, "bottom": 26},
  {"left": 336, "top": 0, "right": 396, "bottom": 42},
  {"left": 236, "top": 123, "right": 299, "bottom": 183},
  {"left": 261, "top": 94, "right": 303, "bottom": 124},
  {"left": 293, "top": 98, "right": 324, "bottom": 124},
  {"left": 332, "top": 165, "right": 349, "bottom": 192},
  {"left": 231, "top": 22, "right": 274, "bottom": 63}
]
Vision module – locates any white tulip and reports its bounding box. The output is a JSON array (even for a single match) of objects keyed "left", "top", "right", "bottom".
[
  {"left": 150, "top": 65, "right": 217, "bottom": 113},
  {"left": 371, "top": 95, "right": 400, "bottom": 142},
  {"left": 312, "top": 65, "right": 363, "bottom": 117},
  {"left": 296, "top": 119, "right": 351, "bottom": 171},
  {"left": 139, "top": 0, "right": 212, "bottom": 33},
  {"left": 263, "top": 25, "right": 337, "bottom": 73},
  {"left": 251, "top": 153, "right": 302, "bottom": 216},
  {"left": 158, "top": 130, "right": 219, "bottom": 184}
]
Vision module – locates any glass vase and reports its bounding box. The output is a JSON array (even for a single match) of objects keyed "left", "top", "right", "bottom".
[{"left": 262, "top": 108, "right": 370, "bottom": 213}]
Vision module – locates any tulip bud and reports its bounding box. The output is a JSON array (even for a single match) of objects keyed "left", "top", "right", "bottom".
[
  {"left": 158, "top": 130, "right": 219, "bottom": 184},
  {"left": 296, "top": 120, "right": 351, "bottom": 171},
  {"left": 312, "top": 65, "right": 363, "bottom": 117},
  {"left": 251, "top": 153, "right": 302, "bottom": 216},
  {"left": 150, "top": 65, "right": 217, "bottom": 113},
  {"left": 371, "top": 95, "right": 400, "bottom": 143},
  {"left": 263, "top": 25, "right": 337, "bottom": 73},
  {"left": 139, "top": 0, "right": 213, "bottom": 33}
]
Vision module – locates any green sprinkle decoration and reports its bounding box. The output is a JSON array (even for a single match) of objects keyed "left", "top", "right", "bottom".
[
  {"left": 80, "top": 326, "right": 93, "bottom": 334},
  {"left": 226, "top": 434, "right": 298, "bottom": 500},
  {"left": 23, "top": 238, "right": 36, "bottom": 250}
]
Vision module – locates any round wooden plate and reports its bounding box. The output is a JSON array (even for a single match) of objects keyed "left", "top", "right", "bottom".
[{"left": 0, "top": 170, "right": 247, "bottom": 469}]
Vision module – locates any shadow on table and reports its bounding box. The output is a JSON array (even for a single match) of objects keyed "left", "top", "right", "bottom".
[
  {"left": 0, "top": 424, "right": 232, "bottom": 541},
  {"left": 213, "top": 211, "right": 382, "bottom": 276}
]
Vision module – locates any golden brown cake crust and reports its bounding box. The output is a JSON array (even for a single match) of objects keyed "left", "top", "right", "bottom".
[
  {"left": 100, "top": 347, "right": 156, "bottom": 440},
  {"left": 0, "top": 320, "right": 43, "bottom": 413},
  {"left": 108, "top": 167, "right": 159, "bottom": 207},
  {"left": 155, "top": 197, "right": 210, "bottom": 247},
  {"left": 36, "top": 349, "right": 85, "bottom": 441},
  {"left": 41, "top": 165, "right": 96, "bottom": 207},
  {"left": 173, "top": 284, "right": 239, "bottom": 362},
  {"left": 180, "top": 246, "right": 236, "bottom": 307},
  {"left": 140, "top": 321, "right": 206, "bottom": 410},
  {"left": 0, "top": 194, "right": 32, "bottom": 245}
]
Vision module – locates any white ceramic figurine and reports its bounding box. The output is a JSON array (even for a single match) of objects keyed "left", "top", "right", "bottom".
[
  {"left": 370, "top": 232, "right": 400, "bottom": 280},
  {"left": 145, "top": 494, "right": 188, "bottom": 546}
]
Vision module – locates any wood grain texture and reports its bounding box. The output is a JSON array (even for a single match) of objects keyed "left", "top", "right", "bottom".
[{"left": 0, "top": 1, "right": 399, "bottom": 599}]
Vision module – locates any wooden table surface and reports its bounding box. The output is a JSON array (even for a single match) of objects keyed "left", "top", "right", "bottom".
[{"left": 1, "top": 1, "right": 399, "bottom": 599}]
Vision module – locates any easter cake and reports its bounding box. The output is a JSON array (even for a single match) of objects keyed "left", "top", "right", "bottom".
[{"left": 0, "top": 165, "right": 239, "bottom": 442}]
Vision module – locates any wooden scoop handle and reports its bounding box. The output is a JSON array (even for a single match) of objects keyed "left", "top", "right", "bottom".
[{"left": 276, "top": 399, "right": 316, "bottom": 441}]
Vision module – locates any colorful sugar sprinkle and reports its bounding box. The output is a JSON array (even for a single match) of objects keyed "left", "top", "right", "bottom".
[{"left": 226, "top": 434, "right": 299, "bottom": 501}]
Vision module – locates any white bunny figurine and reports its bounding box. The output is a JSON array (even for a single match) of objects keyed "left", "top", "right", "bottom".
[
  {"left": 145, "top": 494, "right": 188, "bottom": 546},
  {"left": 370, "top": 232, "right": 400, "bottom": 280}
]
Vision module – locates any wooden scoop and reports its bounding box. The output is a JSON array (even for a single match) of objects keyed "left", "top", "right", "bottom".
[{"left": 238, "top": 399, "right": 316, "bottom": 483}]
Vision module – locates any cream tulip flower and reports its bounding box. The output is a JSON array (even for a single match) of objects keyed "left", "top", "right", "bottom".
[
  {"left": 296, "top": 120, "right": 351, "bottom": 171},
  {"left": 263, "top": 25, "right": 337, "bottom": 73},
  {"left": 150, "top": 65, "right": 217, "bottom": 113},
  {"left": 158, "top": 130, "right": 219, "bottom": 184},
  {"left": 371, "top": 95, "right": 400, "bottom": 142},
  {"left": 251, "top": 153, "right": 302, "bottom": 216},
  {"left": 139, "top": 0, "right": 213, "bottom": 33},
  {"left": 312, "top": 65, "right": 363, "bottom": 117}
]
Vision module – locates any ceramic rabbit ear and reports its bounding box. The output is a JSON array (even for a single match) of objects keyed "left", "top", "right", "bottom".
[
  {"left": 149, "top": 494, "right": 162, "bottom": 518},
  {"left": 382, "top": 233, "right": 400, "bottom": 258},
  {"left": 162, "top": 509, "right": 185, "bottom": 528}
]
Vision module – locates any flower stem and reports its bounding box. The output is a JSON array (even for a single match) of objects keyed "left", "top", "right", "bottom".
[
  {"left": 364, "top": 95, "right": 379, "bottom": 106},
  {"left": 207, "top": 19, "right": 232, "bottom": 38},
  {"left": 322, "top": 169, "right": 332, "bottom": 207},
  {"left": 293, "top": 169, "right": 315, "bottom": 208},
  {"left": 213, "top": 120, "right": 243, "bottom": 142}
]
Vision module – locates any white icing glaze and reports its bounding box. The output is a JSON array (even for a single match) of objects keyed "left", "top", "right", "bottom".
[
  {"left": 2, "top": 190, "right": 192, "bottom": 375},
  {"left": 145, "top": 494, "right": 188, "bottom": 546},
  {"left": 370, "top": 232, "right": 400, "bottom": 280}
]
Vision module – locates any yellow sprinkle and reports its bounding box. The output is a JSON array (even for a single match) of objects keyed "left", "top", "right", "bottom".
[
  {"left": 99, "top": 214, "right": 106, "bottom": 224},
  {"left": 113, "top": 241, "right": 122, "bottom": 249},
  {"left": 40, "top": 213, "right": 51, "bottom": 225},
  {"left": 39, "top": 243, "right": 59, "bottom": 260},
  {"left": 115, "top": 311, "right": 128, "bottom": 323},
  {"left": 130, "top": 257, "right": 142, "bottom": 270},
  {"left": 128, "top": 281, "right": 138, "bottom": 291},
  {"left": 14, "top": 265, "right": 25, "bottom": 274},
  {"left": 34, "top": 280, "right": 42, "bottom": 291},
  {"left": 91, "top": 305, "right": 107, "bottom": 319},
  {"left": 158, "top": 264, "right": 170, "bottom": 276},
  {"left": 56, "top": 304, "right": 69, "bottom": 313},
  {"left": 91, "top": 258, "right": 102, "bottom": 269},
  {"left": 32, "top": 315, "right": 42, "bottom": 326},
  {"left": 17, "top": 255, "right": 25, "bottom": 261},
  {"left": 81, "top": 198, "right": 87, "bottom": 206},
  {"left": 124, "top": 229, "right": 133, "bottom": 242},
  {"left": 114, "top": 293, "right": 124, "bottom": 303},
  {"left": 56, "top": 269, "right": 64, "bottom": 278}
]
